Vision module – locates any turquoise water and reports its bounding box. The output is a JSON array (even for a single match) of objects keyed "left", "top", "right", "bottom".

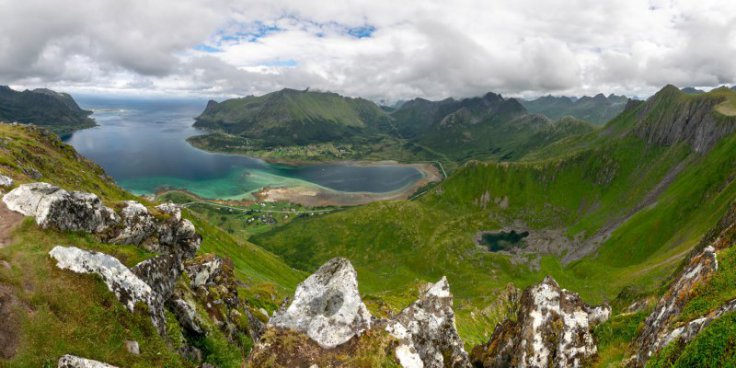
[{"left": 64, "top": 97, "right": 423, "bottom": 200}]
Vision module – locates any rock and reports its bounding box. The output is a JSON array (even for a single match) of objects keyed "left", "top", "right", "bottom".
[
  {"left": 132, "top": 254, "right": 183, "bottom": 305},
  {"left": 152, "top": 203, "right": 201, "bottom": 258},
  {"left": 124, "top": 340, "right": 140, "bottom": 355},
  {"left": 3, "top": 183, "right": 117, "bottom": 233},
  {"left": 268, "top": 257, "right": 372, "bottom": 348},
  {"left": 471, "top": 276, "right": 610, "bottom": 368},
  {"left": 0, "top": 175, "right": 12, "bottom": 188},
  {"left": 110, "top": 201, "right": 156, "bottom": 245},
  {"left": 168, "top": 297, "right": 204, "bottom": 334},
  {"left": 186, "top": 256, "right": 222, "bottom": 288},
  {"left": 57, "top": 354, "right": 118, "bottom": 368},
  {"left": 49, "top": 246, "right": 165, "bottom": 333},
  {"left": 631, "top": 245, "right": 720, "bottom": 366},
  {"left": 386, "top": 277, "right": 470, "bottom": 368}
]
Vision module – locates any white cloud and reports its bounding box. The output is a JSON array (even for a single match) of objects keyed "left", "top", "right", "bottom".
[{"left": 1, "top": 0, "right": 735, "bottom": 100}]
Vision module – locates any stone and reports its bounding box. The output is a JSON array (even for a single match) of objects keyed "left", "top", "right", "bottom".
[
  {"left": 268, "top": 257, "right": 372, "bottom": 348},
  {"left": 471, "top": 276, "right": 610, "bottom": 368},
  {"left": 386, "top": 277, "right": 470, "bottom": 368},
  {"left": 632, "top": 245, "right": 720, "bottom": 366},
  {"left": 186, "top": 256, "right": 222, "bottom": 288},
  {"left": 0, "top": 175, "right": 12, "bottom": 188},
  {"left": 153, "top": 203, "right": 201, "bottom": 258},
  {"left": 3, "top": 183, "right": 117, "bottom": 233},
  {"left": 168, "top": 297, "right": 204, "bottom": 334},
  {"left": 110, "top": 201, "right": 156, "bottom": 245},
  {"left": 124, "top": 340, "right": 140, "bottom": 355},
  {"left": 49, "top": 246, "right": 165, "bottom": 334},
  {"left": 57, "top": 354, "right": 118, "bottom": 368},
  {"left": 132, "top": 254, "right": 183, "bottom": 303}
]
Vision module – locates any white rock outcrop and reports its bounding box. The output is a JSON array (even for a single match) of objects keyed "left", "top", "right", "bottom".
[
  {"left": 110, "top": 201, "right": 156, "bottom": 245},
  {"left": 49, "top": 246, "right": 164, "bottom": 331},
  {"left": 472, "top": 276, "right": 610, "bottom": 368},
  {"left": 3, "top": 183, "right": 117, "bottom": 233},
  {"left": 387, "top": 277, "right": 471, "bottom": 368},
  {"left": 0, "top": 174, "right": 12, "bottom": 188},
  {"left": 268, "top": 257, "right": 372, "bottom": 348},
  {"left": 186, "top": 256, "right": 222, "bottom": 288},
  {"left": 58, "top": 354, "right": 118, "bottom": 368}
]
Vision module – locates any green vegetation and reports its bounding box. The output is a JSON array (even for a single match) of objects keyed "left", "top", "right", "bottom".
[
  {"left": 0, "top": 86, "right": 96, "bottom": 137},
  {"left": 648, "top": 311, "right": 736, "bottom": 368},
  {"left": 0, "top": 124, "right": 303, "bottom": 366},
  {"left": 520, "top": 93, "right": 629, "bottom": 124},
  {"left": 249, "top": 86, "right": 736, "bottom": 347}
]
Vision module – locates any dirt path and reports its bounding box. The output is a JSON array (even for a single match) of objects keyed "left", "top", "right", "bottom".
[{"left": 0, "top": 200, "right": 23, "bottom": 248}]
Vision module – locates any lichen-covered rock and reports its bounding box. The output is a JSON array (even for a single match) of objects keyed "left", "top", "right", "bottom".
[
  {"left": 0, "top": 174, "right": 12, "bottom": 188},
  {"left": 110, "top": 201, "right": 156, "bottom": 245},
  {"left": 471, "top": 276, "right": 610, "bottom": 368},
  {"left": 58, "top": 354, "right": 118, "bottom": 368},
  {"left": 183, "top": 254, "right": 265, "bottom": 344},
  {"left": 387, "top": 277, "right": 470, "bottom": 368},
  {"left": 152, "top": 203, "right": 201, "bottom": 258},
  {"left": 631, "top": 246, "right": 718, "bottom": 366},
  {"left": 186, "top": 255, "right": 222, "bottom": 288},
  {"left": 132, "top": 254, "right": 182, "bottom": 303},
  {"left": 48, "top": 246, "right": 164, "bottom": 333},
  {"left": 268, "top": 257, "right": 372, "bottom": 348},
  {"left": 168, "top": 297, "right": 204, "bottom": 334},
  {"left": 3, "top": 183, "right": 117, "bottom": 233}
]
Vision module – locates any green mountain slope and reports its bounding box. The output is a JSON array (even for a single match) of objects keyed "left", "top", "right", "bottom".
[
  {"left": 390, "top": 92, "right": 597, "bottom": 163},
  {"left": 0, "top": 124, "right": 303, "bottom": 367},
  {"left": 520, "top": 93, "right": 629, "bottom": 124},
  {"left": 193, "top": 88, "right": 392, "bottom": 146},
  {"left": 0, "top": 86, "right": 96, "bottom": 137},
  {"left": 250, "top": 85, "right": 736, "bottom": 346}
]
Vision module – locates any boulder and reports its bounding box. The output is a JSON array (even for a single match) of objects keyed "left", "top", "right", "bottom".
[
  {"left": 57, "top": 354, "right": 118, "bottom": 368},
  {"left": 471, "top": 276, "right": 610, "bottom": 368},
  {"left": 386, "top": 277, "right": 471, "bottom": 368},
  {"left": 0, "top": 174, "right": 12, "bottom": 188},
  {"left": 268, "top": 257, "right": 372, "bottom": 348},
  {"left": 132, "top": 254, "right": 182, "bottom": 303},
  {"left": 152, "top": 203, "right": 201, "bottom": 258},
  {"left": 110, "top": 201, "right": 156, "bottom": 245},
  {"left": 124, "top": 340, "right": 140, "bottom": 355},
  {"left": 186, "top": 256, "right": 222, "bottom": 288},
  {"left": 49, "top": 246, "right": 164, "bottom": 333},
  {"left": 3, "top": 183, "right": 117, "bottom": 233}
]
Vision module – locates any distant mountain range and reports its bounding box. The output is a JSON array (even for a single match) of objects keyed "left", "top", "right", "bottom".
[
  {"left": 519, "top": 93, "right": 629, "bottom": 124},
  {"left": 192, "top": 88, "right": 597, "bottom": 166},
  {"left": 0, "top": 86, "right": 95, "bottom": 136}
]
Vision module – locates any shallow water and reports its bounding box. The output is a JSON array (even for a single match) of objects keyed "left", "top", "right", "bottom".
[{"left": 65, "top": 96, "right": 423, "bottom": 199}]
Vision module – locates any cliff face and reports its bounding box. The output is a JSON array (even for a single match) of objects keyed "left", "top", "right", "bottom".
[
  {"left": 471, "top": 276, "right": 610, "bottom": 368},
  {"left": 633, "top": 85, "right": 736, "bottom": 153}
]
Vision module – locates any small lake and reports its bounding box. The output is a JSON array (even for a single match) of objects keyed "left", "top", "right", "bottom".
[{"left": 65, "top": 97, "right": 424, "bottom": 200}]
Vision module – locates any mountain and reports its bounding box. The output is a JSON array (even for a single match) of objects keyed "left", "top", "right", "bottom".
[
  {"left": 193, "top": 88, "right": 392, "bottom": 146},
  {"left": 0, "top": 86, "right": 95, "bottom": 136},
  {"left": 681, "top": 86, "right": 706, "bottom": 94},
  {"left": 390, "top": 92, "right": 597, "bottom": 162},
  {"left": 251, "top": 85, "right": 736, "bottom": 350},
  {"left": 190, "top": 89, "right": 596, "bottom": 169},
  {"left": 520, "top": 93, "right": 629, "bottom": 124}
]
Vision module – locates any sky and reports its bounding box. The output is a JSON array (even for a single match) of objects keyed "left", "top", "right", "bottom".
[{"left": 1, "top": 0, "right": 735, "bottom": 102}]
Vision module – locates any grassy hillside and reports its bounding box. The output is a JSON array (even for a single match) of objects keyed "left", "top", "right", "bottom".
[
  {"left": 193, "top": 88, "right": 392, "bottom": 146},
  {"left": 0, "top": 86, "right": 96, "bottom": 137},
  {"left": 250, "top": 86, "right": 736, "bottom": 346},
  {"left": 0, "top": 124, "right": 303, "bottom": 367}
]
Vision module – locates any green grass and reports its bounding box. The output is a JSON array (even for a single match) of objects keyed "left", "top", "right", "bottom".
[{"left": 648, "top": 311, "right": 736, "bottom": 368}]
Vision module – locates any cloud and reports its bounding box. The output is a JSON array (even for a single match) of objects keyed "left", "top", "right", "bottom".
[{"left": 0, "top": 0, "right": 735, "bottom": 100}]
